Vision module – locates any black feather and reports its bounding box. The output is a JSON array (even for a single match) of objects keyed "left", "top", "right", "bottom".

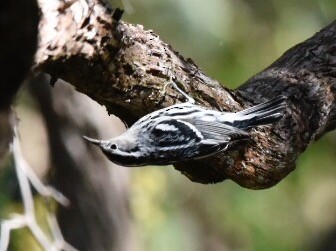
[
  {"left": 192, "top": 119, "right": 248, "bottom": 141},
  {"left": 234, "top": 96, "right": 286, "bottom": 129},
  {"left": 151, "top": 119, "right": 202, "bottom": 148},
  {"left": 238, "top": 96, "right": 287, "bottom": 116}
]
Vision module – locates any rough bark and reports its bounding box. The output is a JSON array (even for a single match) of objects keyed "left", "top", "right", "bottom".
[{"left": 35, "top": 0, "right": 336, "bottom": 189}]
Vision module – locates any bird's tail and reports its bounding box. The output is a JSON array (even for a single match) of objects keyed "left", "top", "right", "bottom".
[{"left": 231, "top": 96, "right": 287, "bottom": 129}]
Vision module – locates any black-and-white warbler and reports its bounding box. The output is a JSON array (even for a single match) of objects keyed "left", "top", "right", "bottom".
[{"left": 84, "top": 81, "right": 286, "bottom": 166}]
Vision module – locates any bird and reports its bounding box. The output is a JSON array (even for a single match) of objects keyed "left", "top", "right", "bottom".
[{"left": 84, "top": 81, "right": 286, "bottom": 167}]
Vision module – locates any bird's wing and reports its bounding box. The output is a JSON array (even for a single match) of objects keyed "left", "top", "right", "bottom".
[
  {"left": 150, "top": 118, "right": 204, "bottom": 149},
  {"left": 191, "top": 118, "right": 250, "bottom": 142},
  {"left": 150, "top": 117, "right": 249, "bottom": 149},
  {"left": 148, "top": 118, "right": 250, "bottom": 161}
]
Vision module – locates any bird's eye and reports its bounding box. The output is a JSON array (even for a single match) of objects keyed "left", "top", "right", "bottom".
[{"left": 110, "top": 144, "right": 117, "bottom": 150}]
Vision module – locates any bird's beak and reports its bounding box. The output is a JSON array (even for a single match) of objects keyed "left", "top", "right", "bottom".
[{"left": 83, "top": 135, "right": 103, "bottom": 146}]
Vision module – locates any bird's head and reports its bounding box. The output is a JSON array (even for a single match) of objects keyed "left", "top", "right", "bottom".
[{"left": 83, "top": 135, "right": 144, "bottom": 166}]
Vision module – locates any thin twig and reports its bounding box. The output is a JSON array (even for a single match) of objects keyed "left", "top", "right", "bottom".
[
  {"left": 20, "top": 159, "right": 70, "bottom": 206},
  {"left": 47, "top": 213, "right": 78, "bottom": 251},
  {"left": 0, "top": 215, "right": 27, "bottom": 251},
  {"left": 0, "top": 128, "right": 76, "bottom": 251}
]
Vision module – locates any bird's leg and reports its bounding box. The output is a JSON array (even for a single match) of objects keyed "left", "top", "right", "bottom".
[
  {"left": 162, "top": 66, "right": 195, "bottom": 104},
  {"left": 168, "top": 79, "right": 195, "bottom": 104}
]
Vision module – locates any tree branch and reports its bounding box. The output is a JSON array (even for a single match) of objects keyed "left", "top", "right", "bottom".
[{"left": 36, "top": 0, "right": 336, "bottom": 188}]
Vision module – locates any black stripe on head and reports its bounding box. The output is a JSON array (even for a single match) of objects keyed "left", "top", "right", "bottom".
[{"left": 163, "top": 110, "right": 199, "bottom": 117}]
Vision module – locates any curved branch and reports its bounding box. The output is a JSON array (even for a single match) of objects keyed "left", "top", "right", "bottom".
[{"left": 36, "top": 0, "right": 336, "bottom": 189}]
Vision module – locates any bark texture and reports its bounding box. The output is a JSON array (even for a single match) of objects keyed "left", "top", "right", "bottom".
[{"left": 35, "top": 0, "right": 336, "bottom": 189}]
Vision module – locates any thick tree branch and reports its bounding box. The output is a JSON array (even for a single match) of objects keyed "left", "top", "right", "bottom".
[{"left": 36, "top": 0, "right": 336, "bottom": 188}]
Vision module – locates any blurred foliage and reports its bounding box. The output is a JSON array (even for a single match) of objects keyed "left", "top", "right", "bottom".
[{"left": 1, "top": 0, "right": 336, "bottom": 250}]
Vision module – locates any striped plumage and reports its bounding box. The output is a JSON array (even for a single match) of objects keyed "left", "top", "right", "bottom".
[{"left": 84, "top": 96, "right": 286, "bottom": 167}]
